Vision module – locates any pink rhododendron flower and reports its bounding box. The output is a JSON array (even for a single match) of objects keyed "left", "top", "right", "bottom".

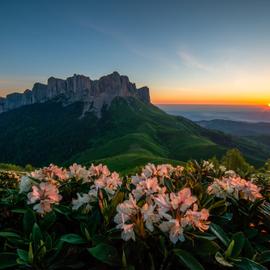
[
  {"left": 31, "top": 164, "right": 68, "bottom": 184},
  {"left": 116, "top": 214, "right": 136, "bottom": 241},
  {"left": 184, "top": 204, "right": 210, "bottom": 232},
  {"left": 208, "top": 176, "right": 263, "bottom": 202},
  {"left": 169, "top": 188, "right": 197, "bottom": 212},
  {"left": 27, "top": 182, "right": 62, "bottom": 215},
  {"left": 132, "top": 177, "right": 165, "bottom": 200},
  {"left": 141, "top": 203, "right": 160, "bottom": 232},
  {"left": 89, "top": 164, "right": 110, "bottom": 177},
  {"left": 159, "top": 219, "right": 185, "bottom": 244},
  {"left": 114, "top": 196, "right": 139, "bottom": 241},
  {"left": 114, "top": 184, "right": 210, "bottom": 244},
  {"left": 69, "top": 163, "right": 90, "bottom": 182},
  {"left": 156, "top": 164, "right": 174, "bottom": 178}
]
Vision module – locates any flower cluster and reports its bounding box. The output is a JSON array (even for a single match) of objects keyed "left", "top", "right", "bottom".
[
  {"left": 208, "top": 175, "right": 263, "bottom": 201},
  {"left": 30, "top": 164, "right": 69, "bottom": 184},
  {"left": 27, "top": 182, "right": 62, "bottom": 215},
  {"left": 131, "top": 163, "right": 184, "bottom": 200},
  {"left": 19, "top": 163, "right": 122, "bottom": 214},
  {"left": 72, "top": 164, "right": 122, "bottom": 211},
  {"left": 114, "top": 163, "right": 209, "bottom": 244}
]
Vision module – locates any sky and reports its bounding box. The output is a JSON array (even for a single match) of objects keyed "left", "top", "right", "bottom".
[{"left": 1, "top": 0, "right": 270, "bottom": 105}]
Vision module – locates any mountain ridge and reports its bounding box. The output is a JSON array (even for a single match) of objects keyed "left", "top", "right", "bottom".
[{"left": 0, "top": 72, "right": 150, "bottom": 116}]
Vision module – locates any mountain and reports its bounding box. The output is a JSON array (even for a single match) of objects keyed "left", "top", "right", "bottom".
[
  {"left": 198, "top": 119, "right": 270, "bottom": 136},
  {"left": 0, "top": 73, "right": 268, "bottom": 172},
  {"left": 0, "top": 71, "right": 150, "bottom": 116},
  {"left": 198, "top": 119, "right": 270, "bottom": 158}
]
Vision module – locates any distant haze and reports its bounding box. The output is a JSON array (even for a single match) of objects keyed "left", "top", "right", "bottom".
[{"left": 158, "top": 104, "right": 270, "bottom": 123}]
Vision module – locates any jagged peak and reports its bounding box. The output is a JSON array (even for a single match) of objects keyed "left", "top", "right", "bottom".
[{"left": 0, "top": 72, "right": 151, "bottom": 116}]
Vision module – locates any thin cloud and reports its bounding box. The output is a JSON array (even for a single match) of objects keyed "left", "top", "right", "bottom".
[
  {"left": 178, "top": 50, "right": 213, "bottom": 72},
  {"left": 80, "top": 20, "right": 178, "bottom": 70}
]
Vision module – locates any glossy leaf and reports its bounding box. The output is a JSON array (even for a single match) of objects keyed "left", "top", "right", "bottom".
[
  {"left": 60, "top": 234, "right": 87, "bottom": 244},
  {"left": 174, "top": 249, "right": 205, "bottom": 270},
  {"left": 210, "top": 223, "right": 230, "bottom": 246},
  {"left": 88, "top": 243, "right": 119, "bottom": 266}
]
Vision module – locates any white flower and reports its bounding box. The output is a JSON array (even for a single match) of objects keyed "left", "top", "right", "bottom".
[
  {"left": 69, "top": 163, "right": 90, "bottom": 182},
  {"left": 224, "top": 170, "right": 237, "bottom": 177},
  {"left": 19, "top": 176, "right": 32, "bottom": 193},
  {"left": 154, "top": 193, "right": 172, "bottom": 220},
  {"left": 131, "top": 175, "right": 143, "bottom": 185},
  {"left": 72, "top": 189, "right": 97, "bottom": 211},
  {"left": 116, "top": 195, "right": 138, "bottom": 217},
  {"left": 202, "top": 161, "right": 214, "bottom": 171},
  {"left": 219, "top": 165, "right": 226, "bottom": 172},
  {"left": 142, "top": 163, "right": 157, "bottom": 178},
  {"left": 117, "top": 222, "right": 136, "bottom": 241},
  {"left": 115, "top": 212, "right": 136, "bottom": 241},
  {"left": 159, "top": 219, "right": 185, "bottom": 244},
  {"left": 141, "top": 203, "right": 160, "bottom": 232}
]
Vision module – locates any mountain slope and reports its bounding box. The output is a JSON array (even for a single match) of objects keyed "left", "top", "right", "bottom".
[
  {"left": 198, "top": 119, "right": 270, "bottom": 160},
  {"left": 198, "top": 119, "right": 270, "bottom": 136},
  {"left": 0, "top": 96, "right": 268, "bottom": 172}
]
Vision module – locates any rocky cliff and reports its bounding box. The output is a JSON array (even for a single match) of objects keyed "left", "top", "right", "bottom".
[{"left": 0, "top": 72, "right": 150, "bottom": 116}]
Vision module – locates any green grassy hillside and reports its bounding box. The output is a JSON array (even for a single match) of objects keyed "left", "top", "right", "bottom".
[
  {"left": 0, "top": 97, "right": 268, "bottom": 172},
  {"left": 198, "top": 119, "right": 270, "bottom": 164}
]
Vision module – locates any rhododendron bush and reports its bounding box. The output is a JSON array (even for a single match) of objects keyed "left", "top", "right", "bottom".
[{"left": 0, "top": 161, "right": 270, "bottom": 269}]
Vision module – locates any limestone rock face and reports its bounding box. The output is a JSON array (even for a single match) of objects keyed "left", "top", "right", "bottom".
[
  {"left": 0, "top": 72, "right": 151, "bottom": 116},
  {"left": 137, "top": 87, "right": 150, "bottom": 104}
]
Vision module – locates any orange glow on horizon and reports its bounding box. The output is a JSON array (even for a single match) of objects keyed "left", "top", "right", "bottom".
[
  {"left": 151, "top": 88, "right": 270, "bottom": 106},
  {"left": 151, "top": 96, "right": 268, "bottom": 106}
]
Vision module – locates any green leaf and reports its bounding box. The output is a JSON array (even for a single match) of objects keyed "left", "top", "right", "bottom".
[
  {"left": 28, "top": 242, "right": 33, "bottom": 264},
  {"left": 243, "top": 238, "right": 255, "bottom": 259},
  {"left": 88, "top": 243, "right": 119, "bottom": 266},
  {"left": 40, "top": 211, "right": 56, "bottom": 231},
  {"left": 32, "top": 223, "right": 43, "bottom": 251},
  {"left": 234, "top": 258, "right": 267, "bottom": 270},
  {"left": 11, "top": 208, "right": 26, "bottom": 214},
  {"left": 230, "top": 232, "right": 245, "bottom": 258},
  {"left": 0, "top": 253, "right": 18, "bottom": 269},
  {"left": 54, "top": 205, "right": 72, "bottom": 216},
  {"left": 191, "top": 232, "right": 217, "bottom": 241},
  {"left": 215, "top": 252, "right": 234, "bottom": 267},
  {"left": 193, "top": 239, "right": 220, "bottom": 257},
  {"left": 174, "top": 249, "right": 205, "bottom": 270},
  {"left": 0, "top": 232, "right": 21, "bottom": 239},
  {"left": 17, "top": 249, "right": 28, "bottom": 262},
  {"left": 60, "top": 234, "right": 87, "bottom": 244},
  {"left": 225, "top": 240, "right": 235, "bottom": 258},
  {"left": 210, "top": 223, "right": 230, "bottom": 246},
  {"left": 257, "top": 251, "right": 270, "bottom": 264},
  {"left": 23, "top": 208, "right": 36, "bottom": 235}
]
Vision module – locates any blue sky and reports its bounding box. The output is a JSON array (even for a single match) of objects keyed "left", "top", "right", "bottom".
[{"left": 1, "top": 0, "right": 270, "bottom": 104}]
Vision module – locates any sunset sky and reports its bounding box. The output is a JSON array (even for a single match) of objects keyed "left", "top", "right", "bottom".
[{"left": 1, "top": 0, "right": 270, "bottom": 105}]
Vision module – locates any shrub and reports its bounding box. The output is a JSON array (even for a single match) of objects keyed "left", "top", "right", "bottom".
[{"left": 0, "top": 161, "right": 269, "bottom": 269}]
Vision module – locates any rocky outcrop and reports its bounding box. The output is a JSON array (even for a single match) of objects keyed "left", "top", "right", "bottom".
[
  {"left": 0, "top": 72, "right": 151, "bottom": 117},
  {"left": 137, "top": 87, "right": 150, "bottom": 104}
]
